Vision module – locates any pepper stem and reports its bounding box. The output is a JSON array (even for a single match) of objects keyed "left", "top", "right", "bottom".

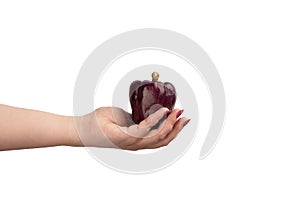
[{"left": 152, "top": 72, "right": 159, "bottom": 82}]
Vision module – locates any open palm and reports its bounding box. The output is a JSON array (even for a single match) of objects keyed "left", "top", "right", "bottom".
[{"left": 78, "top": 107, "right": 190, "bottom": 150}]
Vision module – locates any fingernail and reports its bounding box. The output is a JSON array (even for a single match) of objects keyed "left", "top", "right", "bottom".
[
  {"left": 183, "top": 119, "right": 191, "bottom": 127},
  {"left": 176, "top": 109, "right": 184, "bottom": 118},
  {"left": 166, "top": 109, "right": 172, "bottom": 114}
]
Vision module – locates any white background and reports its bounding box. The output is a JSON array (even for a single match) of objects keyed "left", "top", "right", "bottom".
[{"left": 0, "top": 0, "right": 299, "bottom": 199}]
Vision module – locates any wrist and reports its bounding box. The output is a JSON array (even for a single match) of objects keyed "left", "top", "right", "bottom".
[{"left": 65, "top": 116, "right": 83, "bottom": 147}]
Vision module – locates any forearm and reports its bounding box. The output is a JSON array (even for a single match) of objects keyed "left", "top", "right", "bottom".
[{"left": 0, "top": 104, "right": 81, "bottom": 151}]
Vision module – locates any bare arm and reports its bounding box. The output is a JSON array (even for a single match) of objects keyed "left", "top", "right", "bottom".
[
  {"left": 0, "top": 104, "right": 189, "bottom": 151},
  {"left": 0, "top": 104, "right": 79, "bottom": 150}
]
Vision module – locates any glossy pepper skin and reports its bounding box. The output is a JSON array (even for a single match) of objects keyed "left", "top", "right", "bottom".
[{"left": 129, "top": 72, "right": 176, "bottom": 124}]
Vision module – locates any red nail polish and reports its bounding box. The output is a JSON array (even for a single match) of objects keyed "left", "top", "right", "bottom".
[
  {"left": 183, "top": 119, "right": 191, "bottom": 127},
  {"left": 176, "top": 109, "right": 184, "bottom": 118}
]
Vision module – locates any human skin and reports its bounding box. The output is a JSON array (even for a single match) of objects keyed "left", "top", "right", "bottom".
[{"left": 0, "top": 104, "right": 190, "bottom": 151}]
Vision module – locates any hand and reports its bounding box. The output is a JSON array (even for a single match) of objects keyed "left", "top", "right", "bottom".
[
  {"left": 73, "top": 107, "right": 190, "bottom": 150},
  {"left": 0, "top": 104, "right": 190, "bottom": 151}
]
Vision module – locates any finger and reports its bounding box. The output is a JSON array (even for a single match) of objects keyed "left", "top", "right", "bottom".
[
  {"left": 111, "top": 107, "right": 134, "bottom": 126},
  {"left": 150, "top": 117, "right": 190, "bottom": 149},
  {"left": 119, "top": 107, "right": 169, "bottom": 138},
  {"left": 136, "top": 109, "right": 183, "bottom": 148},
  {"left": 139, "top": 107, "right": 170, "bottom": 130},
  {"left": 159, "top": 109, "right": 184, "bottom": 140},
  {"left": 147, "top": 109, "right": 183, "bottom": 139}
]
